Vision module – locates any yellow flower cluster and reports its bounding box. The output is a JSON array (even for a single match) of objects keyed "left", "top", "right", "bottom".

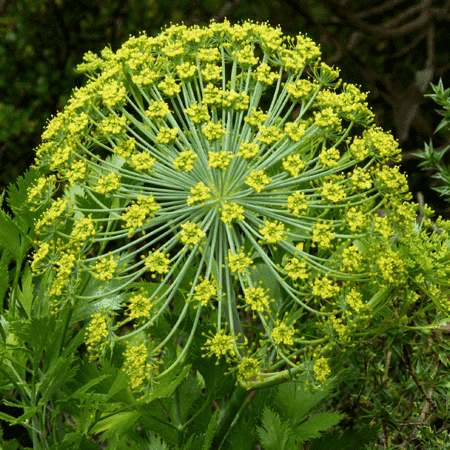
[
  {"left": 313, "top": 357, "right": 331, "bottom": 383},
  {"left": 35, "top": 197, "right": 68, "bottom": 234},
  {"left": 173, "top": 150, "right": 198, "bottom": 171},
  {"left": 122, "top": 341, "right": 154, "bottom": 392},
  {"left": 93, "top": 252, "right": 117, "bottom": 281},
  {"left": 29, "top": 19, "right": 450, "bottom": 394},
  {"left": 127, "top": 293, "right": 153, "bottom": 320},
  {"left": 156, "top": 127, "right": 179, "bottom": 144},
  {"left": 245, "top": 170, "right": 271, "bottom": 192},
  {"left": 187, "top": 182, "right": 212, "bottom": 206},
  {"left": 179, "top": 221, "right": 205, "bottom": 246},
  {"left": 285, "top": 256, "right": 309, "bottom": 282},
  {"left": 131, "top": 152, "right": 156, "bottom": 171},
  {"left": 312, "top": 223, "right": 335, "bottom": 249},
  {"left": 71, "top": 216, "right": 96, "bottom": 242},
  {"left": 271, "top": 320, "right": 295, "bottom": 346},
  {"left": 193, "top": 277, "right": 217, "bottom": 306},
  {"left": 244, "top": 287, "right": 272, "bottom": 313},
  {"left": 237, "top": 356, "right": 261, "bottom": 381},
  {"left": 49, "top": 252, "right": 77, "bottom": 297},
  {"left": 208, "top": 151, "right": 234, "bottom": 170},
  {"left": 85, "top": 311, "right": 110, "bottom": 360},
  {"left": 202, "top": 329, "right": 237, "bottom": 362},
  {"left": 221, "top": 201, "right": 245, "bottom": 224},
  {"left": 227, "top": 248, "right": 253, "bottom": 274},
  {"left": 144, "top": 250, "right": 171, "bottom": 276},
  {"left": 184, "top": 103, "right": 210, "bottom": 123},
  {"left": 260, "top": 220, "right": 286, "bottom": 244},
  {"left": 202, "top": 121, "right": 227, "bottom": 141},
  {"left": 94, "top": 172, "right": 121, "bottom": 195},
  {"left": 283, "top": 154, "right": 306, "bottom": 177},
  {"left": 237, "top": 142, "right": 260, "bottom": 159}
]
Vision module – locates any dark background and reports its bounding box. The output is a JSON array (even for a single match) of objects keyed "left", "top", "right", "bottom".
[{"left": 1, "top": 0, "right": 450, "bottom": 216}]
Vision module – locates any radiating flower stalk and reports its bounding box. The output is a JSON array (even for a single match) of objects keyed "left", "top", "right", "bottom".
[{"left": 29, "top": 21, "right": 450, "bottom": 401}]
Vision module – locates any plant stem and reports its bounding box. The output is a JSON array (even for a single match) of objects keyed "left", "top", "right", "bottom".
[{"left": 211, "top": 383, "right": 250, "bottom": 449}]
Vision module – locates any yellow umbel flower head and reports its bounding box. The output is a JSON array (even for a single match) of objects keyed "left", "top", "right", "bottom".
[{"left": 29, "top": 20, "right": 450, "bottom": 395}]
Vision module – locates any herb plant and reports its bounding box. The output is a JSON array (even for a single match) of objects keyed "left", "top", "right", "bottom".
[{"left": 1, "top": 21, "right": 450, "bottom": 449}]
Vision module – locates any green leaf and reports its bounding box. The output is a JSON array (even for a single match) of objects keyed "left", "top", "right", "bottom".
[
  {"left": 8, "top": 314, "right": 56, "bottom": 352},
  {"left": 137, "top": 404, "right": 183, "bottom": 446},
  {"left": 221, "top": 411, "right": 257, "bottom": 450},
  {"left": 0, "top": 317, "right": 29, "bottom": 381},
  {"left": 293, "top": 411, "right": 345, "bottom": 444},
  {"left": 145, "top": 433, "right": 170, "bottom": 450},
  {"left": 15, "top": 262, "right": 33, "bottom": 318},
  {"left": 273, "top": 381, "right": 334, "bottom": 429},
  {"left": 54, "top": 431, "right": 99, "bottom": 450},
  {"left": 70, "top": 373, "right": 111, "bottom": 400},
  {"left": 71, "top": 255, "right": 133, "bottom": 323},
  {"left": 186, "top": 335, "right": 234, "bottom": 400},
  {"left": 0, "top": 250, "right": 11, "bottom": 313},
  {"left": 148, "top": 363, "right": 191, "bottom": 401},
  {"left": 104, "top": 369, "right": 132, "bottom": 402},
  {"left": 89, "top": 410, "right": 141, "bottom": 436},
  {"left": 256, "top": 406, "right": 293, "bottom": 450},
  {"left": 0, "top": 208, "right": 28, "bottom": 263},
  {"left": 163, "top": 371, "right": 202, "bottom": 425},
  {"left": 3, "top": 440, "right": 20, "bottom": 450},
  {"left": 308, "top": 424, "right": 381, "bottom": 450},
  {"left": 6, "top": 166, "right": 41, "bottom": 233},
  {"left": 0, "top": 401, "right": 46, "bottom": 426},
  {"left": 202, "top": 410, "right": 219, "bottom": 450},
  {"left": 38, "top": 352, "right": 79, "bottom": 404}
]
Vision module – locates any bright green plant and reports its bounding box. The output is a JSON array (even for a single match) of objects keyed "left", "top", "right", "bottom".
[
  {"left": 417, "top": 78, "right": 450, "bottom": 201},
  {"left": 2, "top": 20, "right": 450, "bottom": 449},
  {"left": 255, "top": 381, "right": 346, "bottom": 449}
]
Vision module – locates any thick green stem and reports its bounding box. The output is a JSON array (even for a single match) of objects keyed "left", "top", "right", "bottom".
[{"left": 211, "top": 383, "right": 250, "bottom": 449}]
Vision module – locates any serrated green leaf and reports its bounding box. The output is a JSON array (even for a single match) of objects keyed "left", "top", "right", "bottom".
[
  {"left": 0, "top": 250, "right": 11, "bottom": 312},
  {"left": 160, "top": 370, "right": 203, "bottom": 430},
  {"left": 1, "top": 401, "right": 45, "bottom": 426},
  {"left": 256, "top": 406, "right": 293, "bottom": 450},
  {"left": 186, "top": 336, "right": 233, "bottom": 400},
  {"left": 70, "top": 374, "right": 111, "bottom": 400},
  {"left": 71, "top": 254, "right": 133, "bottom": 323},
  {"left": 8, "top": 315, "right": 56, "bottom": 351},
  {"left": 3, "top": 439, "right": 20, "bottom": 450},
  {"left": 106, "top": 366, "right": 135, "bottom": 403},
  {"left": 137, "top": 407, "right": 183, "bottom": 446},
  {"left": 202, "top": 410, "right": 219, "bottom": 450},
  {"left": 308, "top": 424, "right": 381, "bottom": 450},
  {"left": 0, "top": 410, "right": 17, "bottom": 424},
  {"left": 89, "top": 410, "right": 141, "bottom": 436},
  {"left": 273, "top": 381, "right": 334, "bottom": 429},
  {"left": 222, "top": 412, "right": 257, "bottom": 450},
  {"left": 145, "top": 433, "right": 170, "bottom": 450},
  {"left": 38, "top": 353, "right": 79, "bottom": 404},
  {"left": 0, "top": 319, "right": 29, "bottom": 380},
  {"left": 6, "top": 166, "right": 41, "bottom": 233},
  {"left": 293, "top": 411, "right": 345, "bottom": 444},
  {"left": 56, "top": 430, "right": 99, "bottom": 450},
  {"left": 0, "top": 208, "right": 25, "bottom": 262},
  {"left": 66, "top": 183, "right": 87, "bottom": 220},
  {"left": 16, "top": 263, "right": 33, "bottom": 318},
  {"left": 148, "top": 364, "right": 191, "bottom": 401},
  {"left": 135, "top": 366, "right": 192, "bottom": 447},
  {"left": 439, "top": 352, "right": 449, "bottom": 367}
]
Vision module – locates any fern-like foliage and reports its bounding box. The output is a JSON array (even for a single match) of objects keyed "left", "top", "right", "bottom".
[{"left": 255, "top": 381, "right": 345, "bottom": 450}]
